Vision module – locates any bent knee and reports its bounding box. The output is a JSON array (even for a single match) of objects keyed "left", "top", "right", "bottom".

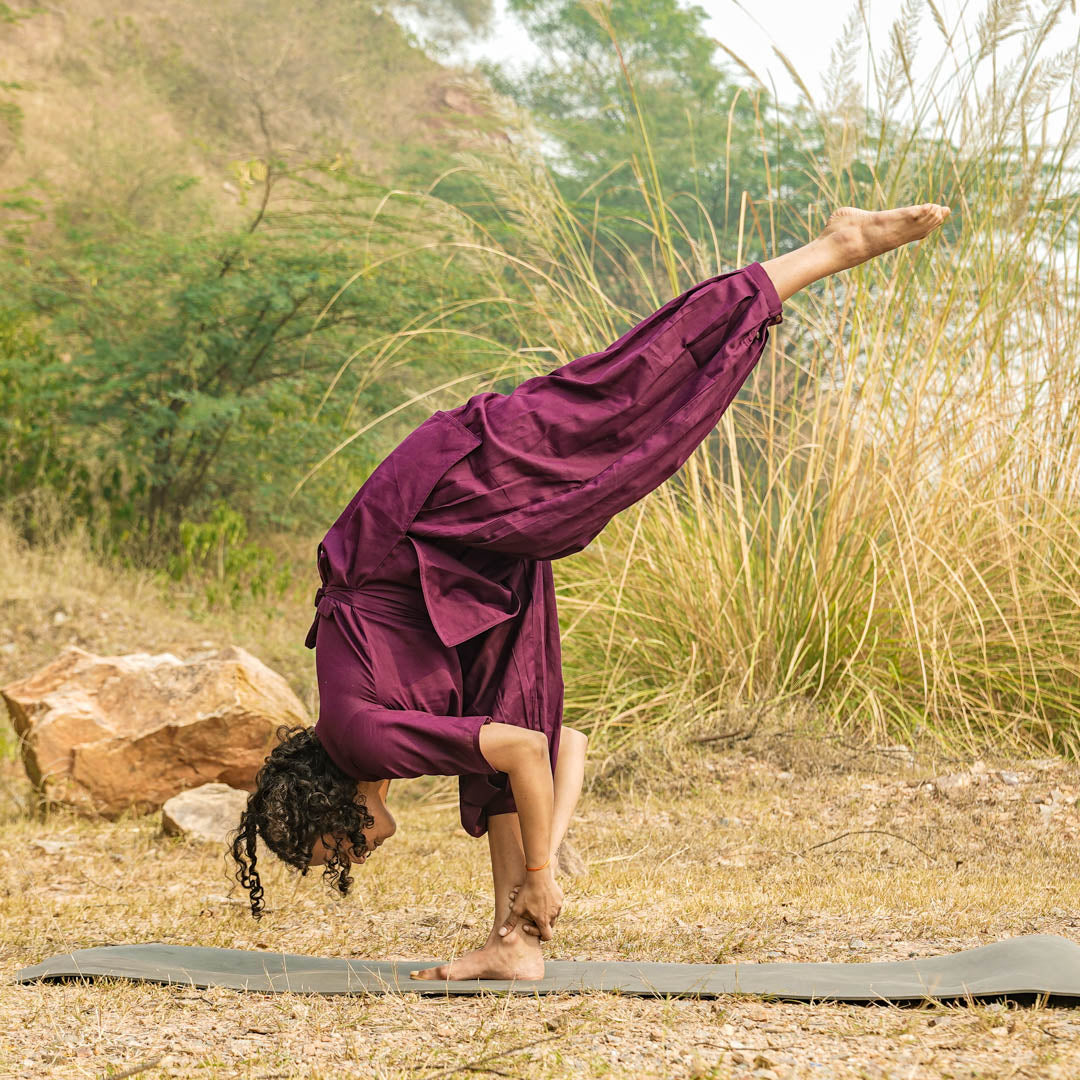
[{"left": 562, "top": 726, "right": 588, "bottom": 746}]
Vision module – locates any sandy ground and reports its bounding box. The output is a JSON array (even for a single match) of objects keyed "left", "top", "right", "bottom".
[{"left": 4, "top": 731, "right": 1080, "bottom": 1079}]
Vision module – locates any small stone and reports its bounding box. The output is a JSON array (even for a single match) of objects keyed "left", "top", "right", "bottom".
[
  {"left": 887, "top": 744, "right": 916, "bottom": 766},
  {"left": 53, "top": 610, "right": 69, "bottom": 625},
  {"left": 0, "top": 642, "right": 16, "bottom": 655},
  {"left": 848, "top": 938, "right": 868, "bottom": 950},
  {"left": 435, "top": 1025, "right": 453, "bottom": 1038},
  {"left": 648, "top": 1027, "right": 664, "bottom": 1041},
  {"left": 555, "top": 838, "right": 587, "bottom": 877},
  {"left": 162, "top": 783, "right": 253, "bottom": 845},
  {"left": 776, "top": 771, "right": 793, "bottom": 781},
  {"left": 31, "top": 838, "right": 78, "bottom": 854},
  {"left": 998, "top": 771, "right": 1020, "bottom": 786},
  {"left": 933, "top": 772, "right": 972, "bottom": 799},
  {"left": 991, "top": 1025, "right": 1008, "bottom": 1036}
]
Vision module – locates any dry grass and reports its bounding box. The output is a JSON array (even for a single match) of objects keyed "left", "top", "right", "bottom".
[
  {"left": 4, "top": 525, "right": 1080, "bottom": 1077},
  {"left": 4, "top": 734, "right": 1080, "bottom": 1078},
  {"left": 334, "top": 2, "right": 1080, "bottom": 763}
]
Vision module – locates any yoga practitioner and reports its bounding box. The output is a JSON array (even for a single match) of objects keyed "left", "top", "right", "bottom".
[{"left": 228, "top": 204, "right": 950, "bottom": 981}]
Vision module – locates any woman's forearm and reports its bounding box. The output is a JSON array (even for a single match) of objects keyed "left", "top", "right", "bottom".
[
  {"left": 507, "top": 740, "right": 554, "bottom": 869},
  {"left": 477, "top": 723, "right": 553, "bottom": 869}
]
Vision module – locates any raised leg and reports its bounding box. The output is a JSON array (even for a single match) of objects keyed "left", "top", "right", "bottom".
[
  {"left": 760, "top": 204, "right": 950, "bottom": 302},
  {"left": 412, "top": 204, "right": 948, "bottom": 565}
]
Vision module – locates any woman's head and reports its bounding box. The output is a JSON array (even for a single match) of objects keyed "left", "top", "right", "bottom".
[{"left": 227, "top": 724, "right": 396, "bottom": 919}]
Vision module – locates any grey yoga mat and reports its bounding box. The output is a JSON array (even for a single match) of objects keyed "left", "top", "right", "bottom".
[{"left": 15, "top": 934, "right": 1080, "bottom": 1002}]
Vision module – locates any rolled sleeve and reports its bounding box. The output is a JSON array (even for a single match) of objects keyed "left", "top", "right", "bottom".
[{"left": 316, "top": 704, "right": 501, "bottom": 781}]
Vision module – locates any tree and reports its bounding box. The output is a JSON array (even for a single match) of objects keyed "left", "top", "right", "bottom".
[{"left": 486, "top": 0, "right": 811, "bottom": 273}]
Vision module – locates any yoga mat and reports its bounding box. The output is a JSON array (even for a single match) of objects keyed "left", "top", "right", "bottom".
[{"left": 15, "top": 934, "right": 1080, "bottom": 1002}]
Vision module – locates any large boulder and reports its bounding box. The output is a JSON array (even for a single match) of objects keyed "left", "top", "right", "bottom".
[{"left": 1, "top": 644, "right": 310, "bottom": 818}]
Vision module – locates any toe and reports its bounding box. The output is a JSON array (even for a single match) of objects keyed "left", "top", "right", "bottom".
[{"left": 410, "top": 964, "right": 447, "bottom": 980}]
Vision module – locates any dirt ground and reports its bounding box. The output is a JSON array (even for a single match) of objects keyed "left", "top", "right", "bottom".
[{"left": 4, "top": 729, "right": 1080, "bottom": 1079}]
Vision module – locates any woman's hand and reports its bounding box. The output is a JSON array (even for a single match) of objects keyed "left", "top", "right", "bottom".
[{"left": 499, "top": 868, "right": 563, "bottom": 941}]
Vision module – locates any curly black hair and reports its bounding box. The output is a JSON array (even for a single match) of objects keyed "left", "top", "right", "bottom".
[{"left": 227, "top": 724, "right": 374, "bottom": 919}]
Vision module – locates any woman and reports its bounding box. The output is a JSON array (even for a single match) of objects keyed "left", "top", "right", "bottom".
[{"left": 228, "top": 204, "right": 949, "bottom": 982}]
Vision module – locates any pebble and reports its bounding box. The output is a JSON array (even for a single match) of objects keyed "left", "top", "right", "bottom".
[
  {"left": 998, "top": 771, "right": 1020, "bottom": 785},
  {"left": 848, "top": 938, "right": 868, "bottom": 950},
  {"left": 53, "top": 610, "right": 68, "bottom": 625},
  {"left": 933, "top": 772, "right": 972, "bottom": 798}
]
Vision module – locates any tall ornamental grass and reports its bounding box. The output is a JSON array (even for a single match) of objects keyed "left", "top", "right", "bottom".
[{"left": 321, "top": 0, "right": 1080, "bottom": 757}]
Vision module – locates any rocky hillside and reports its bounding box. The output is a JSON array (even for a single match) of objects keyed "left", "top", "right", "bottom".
[{"left": 0, "top": 0, "right": 493, "bottom": 234}]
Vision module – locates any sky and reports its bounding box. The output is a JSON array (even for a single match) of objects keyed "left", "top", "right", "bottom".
[{"left": 439, "top": 0, "right": 1080, "bottom": 113}]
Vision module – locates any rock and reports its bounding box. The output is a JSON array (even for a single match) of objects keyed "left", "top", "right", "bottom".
[
  {"left": 1, "top": 644, "right": 309, "bottom": 818},
  {"left": 162, "top": 783, "right": 252, "bottom": 844},
  {"left": 555, "top": 837, "right": 587, "bottom": 877},
  {"left": 886, "top": 743, "right": 916, "bottom": 767},
  {"left": 997, "top": 770, "right": 1020, "bottom": 786},
  {"left": 932, "top": 772, "right": 972, "bottom": 799},
  {"left": 30, "top": 838, "right": 79, "bottom": 854}
]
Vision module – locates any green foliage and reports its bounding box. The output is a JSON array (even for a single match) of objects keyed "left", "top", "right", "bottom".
[
  {"left": 167, "top": 501, "right": 291, "bottom": 611},
  {"left": 488, "top": 0, "right": 819, "bottom": 283},
  {"left": 0, "top": 146, "right": 500, "bottom": 566},
  {"left": 0, "top": 308, "right": 86, "bottom": 542}
]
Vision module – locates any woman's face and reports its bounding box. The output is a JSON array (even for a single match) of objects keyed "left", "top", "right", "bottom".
[{"left": 309, "top": 779, "right": 395, "bottom": 866}]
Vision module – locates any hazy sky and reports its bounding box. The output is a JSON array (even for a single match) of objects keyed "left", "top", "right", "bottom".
[{"left": 444, "top": 0, "right": 1080, "bottom": 111}]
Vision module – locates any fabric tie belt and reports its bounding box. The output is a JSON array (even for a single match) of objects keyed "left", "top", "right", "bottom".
[
  {"left": 304, "top": 537, "right": 523, "bottom": 652},
  {"left": 304, "top": 583, "right": 429, "bottom": 650}
]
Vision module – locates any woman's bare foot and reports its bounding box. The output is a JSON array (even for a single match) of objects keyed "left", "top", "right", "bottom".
[
  {"left": 821, "top": 204, "right": 950, "bottom": 270},
  {"left": 409, "top": 927, "right": 544, "bottom": 982}
]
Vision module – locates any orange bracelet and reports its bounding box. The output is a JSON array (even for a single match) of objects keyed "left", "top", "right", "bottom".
[{"left": 526, "top": 857, "right": 550, "bottom": 872}]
